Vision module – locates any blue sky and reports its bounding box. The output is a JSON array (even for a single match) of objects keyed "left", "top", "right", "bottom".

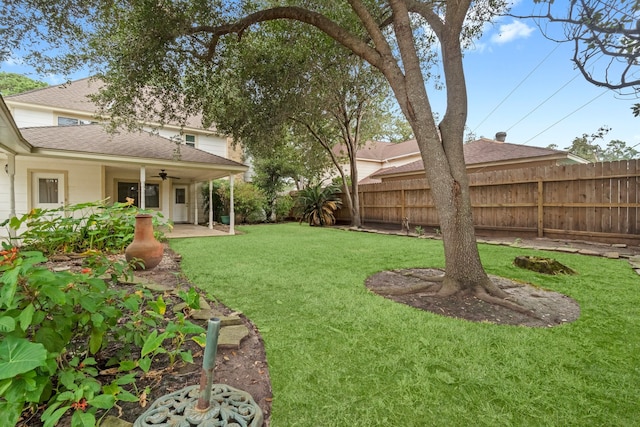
[
  {"left": 1, "top": 1, "right": 637, "bottom": 150},
  {"left": 452, "top": 1, "right": 639, "bottom": 149}
]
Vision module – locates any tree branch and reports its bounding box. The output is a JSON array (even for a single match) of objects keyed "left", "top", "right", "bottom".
[
  {"left": 510, "top": 0, "right": 640, "bottom": 92},
  {"left": 185, "top": 6, "right": 386, "bottom": 70}
]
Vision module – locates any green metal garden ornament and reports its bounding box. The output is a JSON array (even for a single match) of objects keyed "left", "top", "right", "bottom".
[{"left": 134, "top": 318, "right": 264, "bottom": 427}]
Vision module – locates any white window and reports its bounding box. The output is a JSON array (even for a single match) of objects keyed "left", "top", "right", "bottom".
[
  {"left": 38, "top": 178, "right": 59, "bottom": 203},
  {"left": 185, "top": 134, "right": 196, "bottom": 147},
  {"left": 58, "top": 116, "right": 95, "bottom": 126}
]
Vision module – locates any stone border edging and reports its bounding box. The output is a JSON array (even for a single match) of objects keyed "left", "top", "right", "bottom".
[{"left": 338, "top": 226, "right": 640, "bottom": 276}]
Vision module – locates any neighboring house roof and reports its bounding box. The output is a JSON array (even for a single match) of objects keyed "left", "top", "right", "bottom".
[
  {"left": 19, "top": 124, "right": 243, "bottom": 169},
  {"left": 333, "top": 139, "right": 420, "bottom": 162},
  {"left": 370, "top": 138, "right": 587, "bottom": 180},
  {"left": 463, "top": 138, "right": 575, "bottom": 164},
  {"left": 6, "top": 78, "right": 210, "bottom": 131},
  {"left": 357, "top": 139, "right": 420, "bottom": 161}
]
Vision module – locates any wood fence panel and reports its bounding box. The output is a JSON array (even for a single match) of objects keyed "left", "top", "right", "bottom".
[
  {"left": 629, "top": 160, "right": 639, "bottom": 234},
  {"left": 593, "top": 163, "right": 611, "bottom": 232},
  {"left": 608, "top": 161, "right": 621, "bottom": 234},
  {"left": 338, "top": 160, "right": 640, "bottom": 244}
]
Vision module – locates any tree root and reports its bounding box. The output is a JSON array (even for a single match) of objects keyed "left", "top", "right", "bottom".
[
  {"left": 473, "top": 289, "right": 540, "bottom": 318},
  {"left": 378, "top": 271, "right": 540, "bottom": 319},
  {"left": 372, "top": 281, "right": 440, "bottom": 295}
]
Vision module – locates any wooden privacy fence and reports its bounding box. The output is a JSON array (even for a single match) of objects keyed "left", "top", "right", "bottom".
[{"left": 336, "top": 160, "right": 640, "bottom": 245}]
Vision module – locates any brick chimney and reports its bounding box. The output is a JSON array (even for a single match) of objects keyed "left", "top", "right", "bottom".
[{"left": 495, "top": 131, "right": 507, "bottom": 142}]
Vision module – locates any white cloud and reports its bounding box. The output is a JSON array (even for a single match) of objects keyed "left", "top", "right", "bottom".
[
  {"left": 43, "top": 74, "right": 68, "bottom": 85},
  {"left": 3, "top": 55, "right": 23, "bottom": 66},
  {"left": 468, "top": 41, "right": 490, "bottom": 54},
  {"left": 491, "top": 20, "right": 534, "bottom": 44}
]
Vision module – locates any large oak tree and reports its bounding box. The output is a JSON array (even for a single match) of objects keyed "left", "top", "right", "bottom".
[{"left": 1, "top": 0, "right": 515, "bottom": 300}]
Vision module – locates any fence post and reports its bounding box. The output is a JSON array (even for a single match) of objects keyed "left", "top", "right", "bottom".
[{"left": 537, "top": 179, "right": 544, "bottom": 237}]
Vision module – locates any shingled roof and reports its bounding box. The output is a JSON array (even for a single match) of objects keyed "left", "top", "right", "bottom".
[
  {"left": 6, "top": 78, "right": 209, "bottom": 130},
  {"left": 20, "top": 124, "right": 243, "bottom": 168},
  {"left": 7, "top": 78, "right": 100, "bottom": 114},
  {"left": 370, "top": 138, "right": 583, "bottom": 179},
  {"left": 333, "top": 139, "right": 420, "bottom": 161}
]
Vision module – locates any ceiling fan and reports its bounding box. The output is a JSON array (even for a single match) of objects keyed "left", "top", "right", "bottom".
[{"left": 154, "top": 169, "right": 181, "bottom": 181}]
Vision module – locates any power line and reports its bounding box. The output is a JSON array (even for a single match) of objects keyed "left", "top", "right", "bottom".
[
  {"left": 522, "top": 89, "right": 609, "bottom": 145},
  {"left": 472, "top": 43, "right": 561, "bottom": 131},
  {"left": 506, "top": 74, "right": 580, "bottom": 132}
]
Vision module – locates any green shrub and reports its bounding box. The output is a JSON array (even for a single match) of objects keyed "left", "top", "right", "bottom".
[
  {"left": 235, "top": 182, "right": 266, "bottom": 223},
  {"left": 0, "top": 202, "right": 200, "bottom": 427},
  {"left": 1, "top": 200, "right": 171, "bottom": 255},
  {"left": 200, "top": 181, "right": 225, "bottom": 222},
  {"left": 274, "top": 194, "right": 295, "bottom": 222},
  {"left": 0, "top": 246, "right": 204, "bottom": 427}
]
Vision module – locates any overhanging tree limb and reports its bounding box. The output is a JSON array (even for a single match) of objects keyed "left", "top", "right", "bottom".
[{"left": 513, "top": 0, "right": 640, "bottom": 93}]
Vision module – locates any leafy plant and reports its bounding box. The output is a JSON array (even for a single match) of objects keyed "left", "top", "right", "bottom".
[
  {"left": 0, "top": 247, "right": 129, "bottom": 426},
  {"left": 1, "top": 200, "right": 171, "bottom": 255},
  {"left": 294, "top": 183, "right": 343, "bottom": 226},
  {"left": 274, "top": 193, "right": 294, "bottom": 222},
  {"left": 414, "top": 225, "right": 424, "bottom": 236},
  {"left": 0, "top": 244, "right": 203, "bottom": 427},
  {"left": 202, "top": 180, "right": 267, "bottom": 224},
  {"left": 234, "top": 182, "right": 266, "bottom": 224}
]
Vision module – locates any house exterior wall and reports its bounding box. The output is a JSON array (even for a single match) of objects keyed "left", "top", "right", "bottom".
[
  {"left": 354, "top": 160, "right": 380, "bottom": 181},
  {"left": 153, "top": 128, "right": 228, "bottom": 158},
  {"left": 10, "top": 105, "right": 230, "bottom": 160},
  {"left": 1, "top": 156, "right": 104, "bottom": 238},
  {"left": 0, "top": 154, "right": 13, "bottom": 225},
  {"left": 1, "top": 156, "right": 186, "bottom": 239},
  {"left": 2, "top": 89, "right": 246, "bottom": 235},
  {"left": 353, "top": 153, "right": 422, "bottom": 182},
  {"left": 103, "top": 168, "right": 169, "bottom": 210},
  {"left": 10, "top": 106, "right": 55, "bottom": 127}
]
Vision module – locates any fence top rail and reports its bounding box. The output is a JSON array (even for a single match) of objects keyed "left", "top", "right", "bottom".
[{"left": 357, "top": 160, "right": 640, "bottom": 190}]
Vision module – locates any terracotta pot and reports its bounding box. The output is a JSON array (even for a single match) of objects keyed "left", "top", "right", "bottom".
[{"left": 125, "top": 214, "right": 164, "bottom": 270}]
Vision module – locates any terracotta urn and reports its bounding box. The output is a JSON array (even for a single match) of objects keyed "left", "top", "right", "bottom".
[{"left": 125, "top": 214, "right": 164, "bottom": 270}]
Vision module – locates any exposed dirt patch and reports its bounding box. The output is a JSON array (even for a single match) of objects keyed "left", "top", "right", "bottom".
[
  {"left": 20, "top": 245, "right": 271, "bottom": 427},
  {"left": 365, "top": 268, "right": 580, "bottom": 327}
]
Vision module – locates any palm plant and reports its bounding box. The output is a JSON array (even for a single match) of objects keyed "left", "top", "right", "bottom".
[{"left": 295, "top": 183, "right": 343, "bottom": 226}]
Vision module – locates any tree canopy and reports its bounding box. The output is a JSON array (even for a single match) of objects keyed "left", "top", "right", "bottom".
[
  {"left": 0, "top": 72, "right": 47, "bottom": 96},
  {"left": 1, "top": 0, "right": 528, "bottom": 301},
  {"left": 550, "top": 126, "right": 640, "bottom": 161}
]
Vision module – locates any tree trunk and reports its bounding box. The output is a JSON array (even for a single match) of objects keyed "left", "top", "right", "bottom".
[
  {"left": 348, "top": 148, "right": 362, "bottom": 228},
  {"left": 383, "top": 0, "right": 505, "bottom": 298}
]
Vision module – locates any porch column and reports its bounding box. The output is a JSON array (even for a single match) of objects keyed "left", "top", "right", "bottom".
[
  {"left": 193, "top": 183, "right": 198, "bottom": 225},
  {"left": 229, "top": 174, "right": 235, "bottom": 235},
  {"left": 6, "top": 154, "right": 16, "bottom": 239},
  {"left": 139, "top": 166, "right": 146, "bottom": 209},
  {"left": 208, "top": 179, "right": 214, "bottom": 229}
]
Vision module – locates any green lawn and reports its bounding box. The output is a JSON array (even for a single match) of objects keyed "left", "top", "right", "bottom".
[{"left": 170, "top": 223, "right": 640, "bottom": 427}]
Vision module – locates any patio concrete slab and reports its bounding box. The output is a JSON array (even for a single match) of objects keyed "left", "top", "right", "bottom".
[{"left": 165, "top": 224, "right": 230, "bottom": 238}]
